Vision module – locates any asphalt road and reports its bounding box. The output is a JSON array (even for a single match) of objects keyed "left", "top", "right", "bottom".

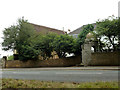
[{"left": 1, "top": 68, "right": 119, "bottom": 83}]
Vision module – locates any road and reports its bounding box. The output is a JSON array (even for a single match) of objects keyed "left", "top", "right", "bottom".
[{"left": 1, "top": 68, "right": 119, "bottom": 83}]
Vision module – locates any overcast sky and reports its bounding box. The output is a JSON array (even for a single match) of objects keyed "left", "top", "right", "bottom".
[{"left": 0, "top": 0, "right": 119, "bottom": 58}]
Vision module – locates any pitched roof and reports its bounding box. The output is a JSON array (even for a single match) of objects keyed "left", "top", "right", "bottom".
[
  {"left": 68, "top": 23, "right": 96, "bottom": 35},
  {"left": 30, "top": 23, "right": 65, "bottom": 35},
  {"left": 68, "top": 26, "right": 83, "bottom": 35}
]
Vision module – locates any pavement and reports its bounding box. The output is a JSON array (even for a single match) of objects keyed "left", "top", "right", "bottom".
[{"left": 2, "top": 66, "right": 120, "bottom": 71}]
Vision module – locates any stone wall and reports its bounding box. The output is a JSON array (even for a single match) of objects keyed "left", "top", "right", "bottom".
[
  {"left": 88, "top": 51, "right": 120, "bottom": 66},
  {"left": 5, "top": 55, "right": 81, "bottom": 68},
  {"left": 82, "top": 36, "right": 119, "bottom": 66}
]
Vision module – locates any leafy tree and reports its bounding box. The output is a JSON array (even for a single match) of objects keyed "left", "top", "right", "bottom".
[
  {"left": 2, "top": 17, "right": 39, "bottom": 60},
  {"left": 76, "top": 24, "right": 94, "bottom": 54},
  {"left": 18, "top": 44, "right": 40, "bottom": 60},
  {"left": 53, "top": 34, "right": 75, "bottom": 58},
  {"left": 34, "top": 33, "right": 57, "bottom": 60},
  {"left": 95, "top": 16, "right": 120, "bottom": 51},
  {"left": 77, "top": 24, "right": 94, "bottom": 45},
  {"left": 2, "top": 25, "right": 18, "bottom": 51},
  {"left": 15, "top": 18, "right": 39, "bottom": 60}
]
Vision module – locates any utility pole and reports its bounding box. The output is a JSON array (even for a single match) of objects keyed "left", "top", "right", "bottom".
[
  {"left": 118, "top": 1, "right": 120, "bottom": 50},
  {"left": 118, "top": 1, "right": 120, "bottom": 17}
]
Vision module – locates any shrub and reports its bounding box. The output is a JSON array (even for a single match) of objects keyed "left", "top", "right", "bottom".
[{"left": 53, "top": 34, "right": 76, "bottom": 58}]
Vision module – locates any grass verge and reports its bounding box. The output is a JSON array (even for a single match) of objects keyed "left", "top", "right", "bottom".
[{"left": 1, "top": 78, "right": 119, "bottom": 88}]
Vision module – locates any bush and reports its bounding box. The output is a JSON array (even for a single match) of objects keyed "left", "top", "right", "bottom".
[
  {"left": 18, "top": 44, "right": 40, "bottom": 61},
  {"left": 53, "top": 34, "right": 76, "bottom": 58},
  {"left": 34, "top": 33, "right": 57, "bottom": 60}
]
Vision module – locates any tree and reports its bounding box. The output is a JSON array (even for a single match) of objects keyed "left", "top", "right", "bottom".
[
  {"left": 18, "top": 44, "right": 40, "bottom": 60},
  {"left": 2, "top": 25, "right": 18, "bottom": 51},
  {"left": 34, "top": 32, "right": 57, "bottom": 60},
  {"left": 95, "top": 16, "right": 120, "bottom": 51},
  {"left": 53, "top": 34, "right": 75, "bottom": 58},
  {"left": 76, "top": 24, "right": 94, "bottom": 54},
  {"left": 2, "top": 17, "right": 39, "bottom": 60},
  {"left": 15, "top": 18, "right": 39, "bottom": 60}
]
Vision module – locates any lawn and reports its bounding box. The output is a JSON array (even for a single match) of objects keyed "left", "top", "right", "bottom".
[{"left": 1, "top": 78, "right": 119, "bottom": 88}]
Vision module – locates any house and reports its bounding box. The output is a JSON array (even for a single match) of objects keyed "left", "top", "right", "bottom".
[
  {"left": 68, "top": 23, "right": 96, "bottom": 38},
  {"left": 30, "top": 23, "right": 65, "bottom": 35}
]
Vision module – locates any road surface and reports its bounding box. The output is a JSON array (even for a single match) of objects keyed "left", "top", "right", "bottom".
[{"left": 1, "top": 68, "right": 119, "bottom": 83}]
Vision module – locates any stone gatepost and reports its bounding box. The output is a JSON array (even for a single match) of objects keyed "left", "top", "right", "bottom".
[
  {"left": 0, "top": 57, "right": 6, "bottom": 68},
  {"left": 82, "top": 32, "right": 97, "bottom": 66},
  {"left": 82, "top": 41, "right": 94, "bottom": 66}
]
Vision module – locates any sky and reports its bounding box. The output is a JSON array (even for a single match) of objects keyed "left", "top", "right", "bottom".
[{"left": 0, "top": 0, "right": 119, "bottom": 58}]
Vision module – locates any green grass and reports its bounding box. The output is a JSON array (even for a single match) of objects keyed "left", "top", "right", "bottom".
[
  {"left": 1, "top": 78, "right": 119, "bottom": 88},
  {"left": 7, "top": 55, "right": 13, "bottom": 60}
]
